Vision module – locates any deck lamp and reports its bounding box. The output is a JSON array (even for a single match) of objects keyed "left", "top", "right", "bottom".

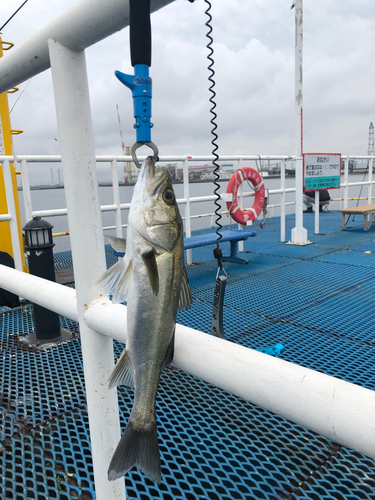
[
  {"left": 24, "top": 216, "right": 54, "bottom": 248},
  {"left": 22, "top": 217, "right": 72, "bottom": 345}
]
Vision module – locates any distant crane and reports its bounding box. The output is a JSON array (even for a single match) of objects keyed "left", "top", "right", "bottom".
[{"left": 116, "top": 104, "right": 134, "bottom": 184}]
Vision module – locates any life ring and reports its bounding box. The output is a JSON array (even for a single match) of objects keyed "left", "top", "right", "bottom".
[{"left": 226, "top": 167, "right": 265, "bottom": 224}]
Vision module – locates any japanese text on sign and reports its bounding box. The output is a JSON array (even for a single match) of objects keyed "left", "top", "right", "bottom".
[{"left": 303, "top": 153, "right": 341, "bottom": 191}]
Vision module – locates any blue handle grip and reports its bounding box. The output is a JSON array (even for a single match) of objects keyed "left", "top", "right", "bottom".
[{"left": 256, "top": 343, "right": 285, "bottom": 356}]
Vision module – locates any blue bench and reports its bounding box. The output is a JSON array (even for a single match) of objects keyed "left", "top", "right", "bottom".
[
  {"left": 112, "top": 229, "right": 256, "bottom": 265},
  {"left": 184, "top": 229, "right": 256, "bottom": 265}
]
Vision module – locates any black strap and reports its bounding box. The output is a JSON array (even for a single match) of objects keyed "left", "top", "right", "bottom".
[
  {"left": 212, "top": 275, "right": 227, "bottom": 339},
  {"left": 129, "top": 0, "right": 152, "bottom": 67}
]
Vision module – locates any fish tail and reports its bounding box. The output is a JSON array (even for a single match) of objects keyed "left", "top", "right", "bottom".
[{"left": 108, "top": 418, "right": 161, "bottom": 483}]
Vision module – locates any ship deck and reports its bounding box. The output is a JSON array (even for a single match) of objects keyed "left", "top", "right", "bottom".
[{"left": 1, "top": 211, "right": 375, "bottom": 499}]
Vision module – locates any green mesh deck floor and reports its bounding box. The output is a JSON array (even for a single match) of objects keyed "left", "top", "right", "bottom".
[{"left": 1, "top": 211, "right": 375, "bottom": 499}]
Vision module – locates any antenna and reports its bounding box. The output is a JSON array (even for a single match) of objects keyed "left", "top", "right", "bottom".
[{"left": 368, "top": 122, "right": 374, "bottom": 169}]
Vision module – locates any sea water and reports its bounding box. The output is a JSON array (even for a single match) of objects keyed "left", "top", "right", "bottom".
[{"left": 17, "top": 174, "right": 370, "bottom": 253}]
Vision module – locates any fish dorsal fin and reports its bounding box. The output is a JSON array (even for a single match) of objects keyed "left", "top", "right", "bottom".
[
  {"left": 178, "top": 265, "right": 193, "bottom": 310},
  {"left": 96, "top": 256, "right": 132, "bottom": 303},
  {"left": 142, "top": 251, "right": 159, "bottom": 296},
  {"left": 105, "top": 234, "right": 127, "bottom": 253},
  {"left": 108, "top": 349, "right": 134, "bottom": 389}
]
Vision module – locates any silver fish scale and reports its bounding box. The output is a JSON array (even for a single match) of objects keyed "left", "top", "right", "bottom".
[{"left": 126, "top": 232, "right": 183, "bottom": 423}]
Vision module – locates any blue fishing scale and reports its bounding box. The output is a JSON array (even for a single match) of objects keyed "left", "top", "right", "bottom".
[{"left": 116, "top": 0, "right": 158, "bottom": 168}]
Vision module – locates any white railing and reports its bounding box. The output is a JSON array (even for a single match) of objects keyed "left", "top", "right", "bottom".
[
  {"left": 2, "top": 153, "right": 375, "bottom": 270},
  {"left": 3, "top": 153, "right": 375, "bottom": 262},
  {"left": 10, "top": 153, "right": 297, "bottom": 264}
]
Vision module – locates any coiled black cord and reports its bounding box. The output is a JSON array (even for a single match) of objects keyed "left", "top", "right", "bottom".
[{"left": 204, "top": 0, "right": 223, "bottom": 267}]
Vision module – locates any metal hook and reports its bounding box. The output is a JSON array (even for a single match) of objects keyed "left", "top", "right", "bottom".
[
  {"left": 216, "top": 265, "right": 228, "bottom": 280},
  {"left": 131, "top": 141, "right": 159, "bottom": 169}
]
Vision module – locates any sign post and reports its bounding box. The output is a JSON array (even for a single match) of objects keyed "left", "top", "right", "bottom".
[{"left": 303, "top": 153, "right": 341, "bottom": 235}]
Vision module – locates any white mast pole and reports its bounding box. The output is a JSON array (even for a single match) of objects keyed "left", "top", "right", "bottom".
[
  {"left": 291, "top": 0, "right": 309, "bottom": 244},
  {"left": 48, "top": 39, "right": 126, "bottom": 500}
]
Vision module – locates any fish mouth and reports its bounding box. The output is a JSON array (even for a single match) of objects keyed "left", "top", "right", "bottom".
[{"left": 139, "top": 156, "right": 156, "bottom": 184}]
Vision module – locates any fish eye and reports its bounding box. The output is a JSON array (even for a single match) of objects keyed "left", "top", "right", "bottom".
[{"left": 162, "top": 189, "right": 175, "bottom": 205}]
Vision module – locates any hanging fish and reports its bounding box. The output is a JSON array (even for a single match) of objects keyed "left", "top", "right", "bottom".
[{"left": 97, "top": 156, "right": 192, "bottom": 483}]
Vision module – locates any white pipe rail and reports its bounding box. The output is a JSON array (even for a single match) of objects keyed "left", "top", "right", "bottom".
[
  {"left": 0, "top": 264, "right": 78, "bottom": 319},
  {"left": 0, "top": 263, "right": 374, "bottom": 461}
]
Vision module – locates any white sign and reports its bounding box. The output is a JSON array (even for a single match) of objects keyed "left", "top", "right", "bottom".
[{"left": 303, "top": 153, "right": 341, "bottom": 191}]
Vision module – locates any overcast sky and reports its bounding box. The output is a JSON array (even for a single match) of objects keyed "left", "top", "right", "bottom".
[{"left": 1, "top": 0, "right": 375, "bottom": 184}]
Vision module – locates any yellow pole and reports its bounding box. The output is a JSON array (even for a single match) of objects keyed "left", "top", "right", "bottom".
[{"left": 0, "top": 37, "right": 27, "bottom": 272}]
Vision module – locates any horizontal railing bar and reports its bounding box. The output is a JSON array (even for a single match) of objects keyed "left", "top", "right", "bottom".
[
  {"left": 32, "top": 209, "right": 68, "bottom": 217},
  {"left": 2, "top": 154, "right": 375, "bottom": 164},
  {"left": 0, "top": 214, "right": 12, "bottom": 222},
  {"left": 0, "top": 264, "right": 78, "bottom": 320}
]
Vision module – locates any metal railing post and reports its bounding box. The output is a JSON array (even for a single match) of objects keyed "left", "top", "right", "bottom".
[
  {"left": 2, "top": 159, "right": 23, "bottom": 271},
  {"left": 48, "top": 39, "right": 125, "bottom": 500},
  {"left": 314, "top": 190, "right": 319, "bottom": 234},
  {"left": 280, "top": 159, "right": 286, "bottom": 242},
  {"left": 20, "top": 159, "right": 33, "bottom": 222},
  {"left": 368, "top": 157, "right": 373, "bottom": 205},
  {"left": 238, "top": 159, "right": 245, "bottom": 251},
  {"left": 183, "top": 158, "right": 192, "bottom": 265},
  {"left": 111, "top": 159, "right": 123, "bottom": 238},
  {"left": 344, "top": 157, "right": 349, "bottom": 209}
]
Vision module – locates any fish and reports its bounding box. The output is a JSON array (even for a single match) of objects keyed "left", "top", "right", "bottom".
[{"left": 97, "top": 156, "right": 192, "bottom": 483}]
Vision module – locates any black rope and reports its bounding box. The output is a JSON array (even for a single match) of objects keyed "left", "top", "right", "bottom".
[
  {"left": 0, "top": 0, "right": 29, "bottom": 33},
  {"left": 204, "top": 0, "right": 223, "bottom": 269},
  {"left": 9, "top": 78, "right": 32, "bottom": 114}
]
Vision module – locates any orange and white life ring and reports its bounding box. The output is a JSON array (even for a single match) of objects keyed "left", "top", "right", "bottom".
[{"left": 226, "top": 167, "right": 265, "bottom": 224}]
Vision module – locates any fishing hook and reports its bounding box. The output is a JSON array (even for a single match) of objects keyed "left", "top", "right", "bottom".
[{"left": 131, "top": 141, "right": 159, "bottom": 169}]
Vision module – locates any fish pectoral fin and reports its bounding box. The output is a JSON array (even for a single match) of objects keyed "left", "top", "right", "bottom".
[
  {"left": 162, "top": 329, "right": 175, "bottom": 370},
  {"left": 96, "top": 257, "right": 133, "bottom": 303},
  {"left": 142, "top": 250, "right": 159, "bottom": 296},
  {"left": 178, "top": 265, "right": 193, "bottom": 310},
  {"left": 108, "top": 349, "right": 134, "bottom": 389},
  {"left": 105, "top": 234, "right": 127, "bottom": 253},
  {"left": 112, "top": 260, "right": 133, "bottom": 303}
]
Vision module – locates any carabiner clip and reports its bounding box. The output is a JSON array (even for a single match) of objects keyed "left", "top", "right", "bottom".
[{"left": 131, "top": 141, "right": 159, "bottom": 169}]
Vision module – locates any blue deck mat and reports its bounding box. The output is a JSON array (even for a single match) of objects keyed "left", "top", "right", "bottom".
[{"left": 1, "top": 210, "right": 375, "bottom": 499}]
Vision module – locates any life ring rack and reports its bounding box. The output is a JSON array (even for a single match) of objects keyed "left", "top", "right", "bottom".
[{"left": 226, "top": 167, "right": 265, "bottom": 225}]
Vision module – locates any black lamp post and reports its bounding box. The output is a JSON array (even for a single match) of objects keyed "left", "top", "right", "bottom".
[{"left": 23, "top": 216, "right": 72, "bottom": 345}]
